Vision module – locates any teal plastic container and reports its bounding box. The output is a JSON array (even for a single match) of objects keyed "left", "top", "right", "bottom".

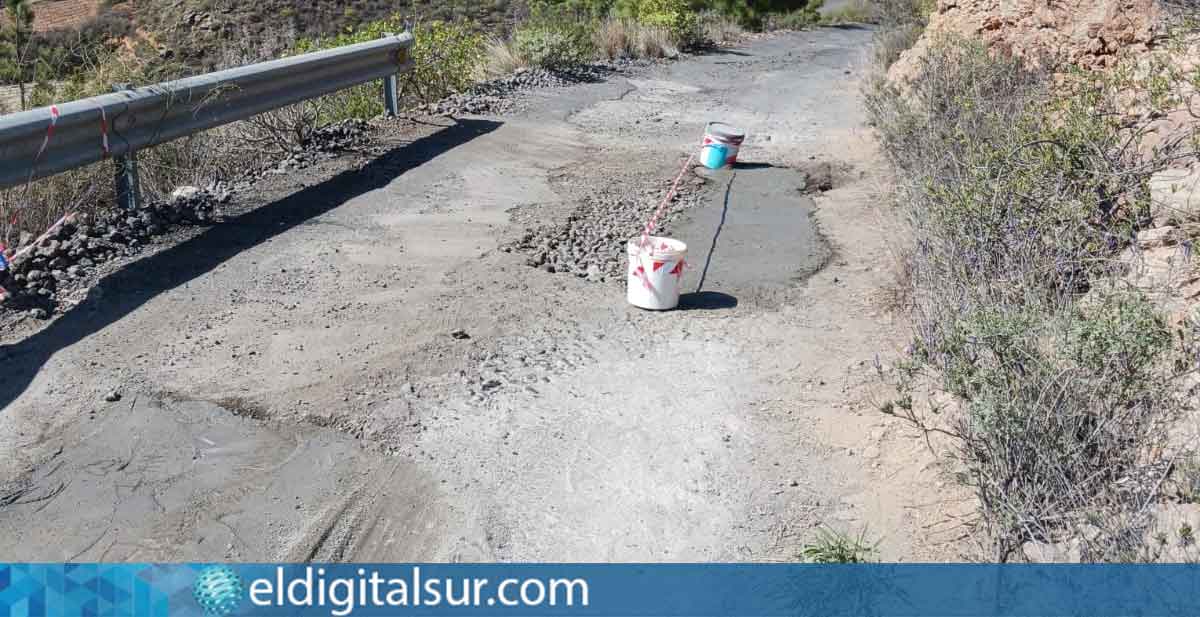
[{"left": 701, "top": 144, "right": 729, "bottom": 169}]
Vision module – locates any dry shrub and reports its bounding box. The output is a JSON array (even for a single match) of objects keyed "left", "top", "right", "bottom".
[
  {"left": 478, "top": 36, "right": 527, "bottom": 78},
  {"left": 820, "top": 0, "right": 873, "bottom": 24},
  {"left": 594, "top": 17, "right": 636, "bottom": 60},
  {"left": 230, "top": 101, "right": 326, "bottom": 156},
  {"left": 871, "top": 22, "right": 923, "bottom": 70},
  {"left": 867, "top": 34, "right": 1200, "bottom": 562},
  {"left": 635, "top": 24, "right": 678, "bottom": 59},
  {"left": 762, "top": 6, "right": 821, "bottom": 31},
  {"left": 870, "top": 0, "right": 934, "bottom": 26},
  {"left": 0, "top": 46, "right": 254, "bottom": 245},
  {"left": 0, "top": 165, "right": 107, "bottom": 249},
  {"left": 0, "top": 129, "right": 232, "bottom": 248},
  {"left": 589, "top": 17, "right": 680, "bottom": 60},
  {"left": 699, "top": 12, "right": 744, "bottom": 45}
]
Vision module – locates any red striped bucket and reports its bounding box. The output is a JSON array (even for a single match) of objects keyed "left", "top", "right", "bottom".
[{"left": 702, "top": 122, "right": 745, "bottom": 167}]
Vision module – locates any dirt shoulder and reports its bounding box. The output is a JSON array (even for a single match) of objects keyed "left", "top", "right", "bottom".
[{"left": 0, "top": 28, "right": 957, "bottom": 561}]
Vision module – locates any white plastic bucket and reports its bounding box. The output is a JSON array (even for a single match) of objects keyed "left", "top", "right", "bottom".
[
  {"left": 702, "top": 122, "right": 745, "bottom": 167},
  {"left": 627, "top": 236, "right": 687, "bottom": 310}
]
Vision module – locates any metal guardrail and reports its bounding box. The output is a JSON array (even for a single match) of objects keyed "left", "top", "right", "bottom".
[{"left": 0, "top": 32, "right": 414, "bottom": 207}]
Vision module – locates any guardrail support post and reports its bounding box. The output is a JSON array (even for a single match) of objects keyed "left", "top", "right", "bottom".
[
  {"left": 111, "top": 83, "right": 141, "bottom": 210},
  {"left": 382, "top": 33, "right": 400, "bottom": 117}
]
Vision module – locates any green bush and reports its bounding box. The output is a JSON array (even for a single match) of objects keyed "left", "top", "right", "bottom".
[
  {"left": 764, "top": 3, "right": 823, "bottom": 31},
  {"left": 296, "top": 16, "right": 485, "bottom": 120},
  {"left": 512, "top": 17, "right": 595, "bottom": 68},
  {"left": 528, "top": 0, "right": 615, "bottom": 18},
  {"left": 801, "top": 528, "right": 878, "bottom": 563},
  {"left": 616, "top": 0, "right": 700, "bottom": 44},
  {"left": 820, "top": 0, "right": 871, "bottom": 24},
  {"left": 699, "top": 0, "right": 820, "bottom": 29},
  {"left": 868, "top": 35, "right": 1195, "bottom": 562}
]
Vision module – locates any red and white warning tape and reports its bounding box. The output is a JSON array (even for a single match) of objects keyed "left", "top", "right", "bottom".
[
  {"left": 6, "top": 101, "right": 110, "bottom": 264},
  {"left": 99, "top": 105, "right": 110, "bottom": 157},
  {"left": 630, "top": 152, "right": 698, "bottom": 292},
  {"left": 26, "top": 105, "right": 60, "bottom": 187},
  {"left": 9, "top": 211, "right": 74, "bottom": 266},
  {"left": 638, "top": 152, "right": 696, "bottom": 252}
]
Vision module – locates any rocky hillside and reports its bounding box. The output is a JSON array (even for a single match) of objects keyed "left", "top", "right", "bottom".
[
  {"left": 891, "top": 0, "right": 1163, "bottom": 81},
  {"left": 888, "top": 0, "right": 1190, "bottom": 164},
  {"left": 4, "top": 0, "right": 523, "bottom": 76},
  {"left": 129, "top": 0, "right": 523, "bottom": 70},
  {"left": 16, "top": 0, "right": 106, "bottom": 32}
]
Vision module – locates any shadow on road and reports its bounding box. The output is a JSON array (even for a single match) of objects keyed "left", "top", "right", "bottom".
[
  {"left": 822, "top": 23, "right": 874, "bottom": 31},
  {"left": 733, "top": 162, "right": 774, "bottom": 170},
  {"left": 678, "top": 291, "right": 737, "bottom": 311},
  {"left": 0, "top": 118, "right": 502, "bottom": 412}
]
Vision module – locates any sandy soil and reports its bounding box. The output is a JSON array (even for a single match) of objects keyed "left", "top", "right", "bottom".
[{"left": 0, "top": 28, "right": 965, "bottom": 561}]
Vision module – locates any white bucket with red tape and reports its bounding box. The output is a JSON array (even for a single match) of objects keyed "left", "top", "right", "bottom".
[
  {"left": 702, "top": 122, "right": 745, "bottom": 167},
  {"left": 627, "top": 236, "right": 687, "bottom": 310}
]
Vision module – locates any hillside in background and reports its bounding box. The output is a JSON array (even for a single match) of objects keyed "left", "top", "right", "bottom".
[
  {"left": 0, "top": 0, "right": 523, "bottom": 83},
  {"left": 128, "top": 0, "right": 523, "bottom": 70},
  {"left": 21, "top": 0, "right": 108, "bottom": 32},
  {"left": 889, "top": 0, "right": 1161, "bottom": 82}
]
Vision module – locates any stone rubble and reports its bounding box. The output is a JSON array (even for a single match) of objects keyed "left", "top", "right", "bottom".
[
  {"left": 426, "top": 60, "right": 645, "bottom": 116},
  {"left": 504, "top": 166, "right": 707, "bottom": 283},
  {"left": 2, "top": 184, "right": 228, "bottom": 315}
]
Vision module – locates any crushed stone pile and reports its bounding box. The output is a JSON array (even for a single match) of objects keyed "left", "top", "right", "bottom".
[
  {"left": 427, "top": 60, "right": 646, "bottom": 116},
  {"left": 505, "top": 167, "right": 708, "bottom": 283},
  {"left": 2, "top": 185, "right": 229, "bottom": 314},
  {"left": 262, "top": 119, "right": 370, "bottom": 175}
]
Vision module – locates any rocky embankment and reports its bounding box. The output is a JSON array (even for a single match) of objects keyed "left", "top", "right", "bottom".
[{"left": 891, "top": 0, "right": 1161, "bottom": 83}]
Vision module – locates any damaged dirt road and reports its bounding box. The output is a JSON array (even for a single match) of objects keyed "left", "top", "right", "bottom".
[{"left": 0, "top": 27, "right": 957, "bottom": 561}]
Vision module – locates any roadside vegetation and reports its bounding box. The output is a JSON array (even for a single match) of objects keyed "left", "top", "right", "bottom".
[
  {"left": 866, "top": 3, "right": 1200, "bottom": 561},
  {"left": 801, "top": 527, "right": 879, "bottom": 563}
]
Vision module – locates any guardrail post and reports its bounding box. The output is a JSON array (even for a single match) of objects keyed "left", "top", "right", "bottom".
[
  {"left": 382, "top": 33, "right": 400, "bottom": 117},
  {"left": 111, "top": 83, "right": 141, "bottom": 210}
]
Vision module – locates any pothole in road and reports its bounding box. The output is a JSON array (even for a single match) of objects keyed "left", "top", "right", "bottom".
[
  {"left": 504, "top": 162, "right": 711, "bottom": 283},
  {"left": 506, "top": 158, "right": 847, "bottom": 297}
]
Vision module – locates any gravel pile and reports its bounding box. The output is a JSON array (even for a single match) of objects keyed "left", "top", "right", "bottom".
[
  {"left": 426, "top": 62, "right": 637, "bottom": 116},
  {"left": 0, "top": 119, "right": 371, "bottom": 315},
  {"left": 2, "top": 186, "right": 229, "bottom": 313},
  {"left": 263, "top": 120, "right": 370, "bottom": 175},
  {"left": 306, "top": 119, "right": 370, "bottom": 152},
  {"left": 505, "top": 168, "right": 707, "bottom": 283}
]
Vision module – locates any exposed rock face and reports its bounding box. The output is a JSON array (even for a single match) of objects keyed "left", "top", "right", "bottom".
[
  {"left": 1150, "top": 164, "right": 1200, "bottom": 227},
  {"left": 0, "top": 0, "right": 106, "bottom": 33},
  {"left": 890, "top": 0, "right": 1163, "bottom": 82}
]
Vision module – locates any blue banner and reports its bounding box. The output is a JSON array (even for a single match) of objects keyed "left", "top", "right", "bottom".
[{"left": 5, "top": 563, "right": 1200, "bottom": 616}]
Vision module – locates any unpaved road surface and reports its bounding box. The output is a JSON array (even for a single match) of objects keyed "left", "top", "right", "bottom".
[{"left": 0, "top": 28, "right": 961, "bottom": 561}]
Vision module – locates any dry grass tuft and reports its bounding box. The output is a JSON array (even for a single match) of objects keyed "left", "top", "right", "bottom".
[
  {"left": 478, "top": 36, "right": 528, "bottom": 79},
  {"left": 635, "top": 25, "right": 678, "bottom": 59},
  {"left": 699, "top": 12, "right": 744, "bottom": 45}
]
